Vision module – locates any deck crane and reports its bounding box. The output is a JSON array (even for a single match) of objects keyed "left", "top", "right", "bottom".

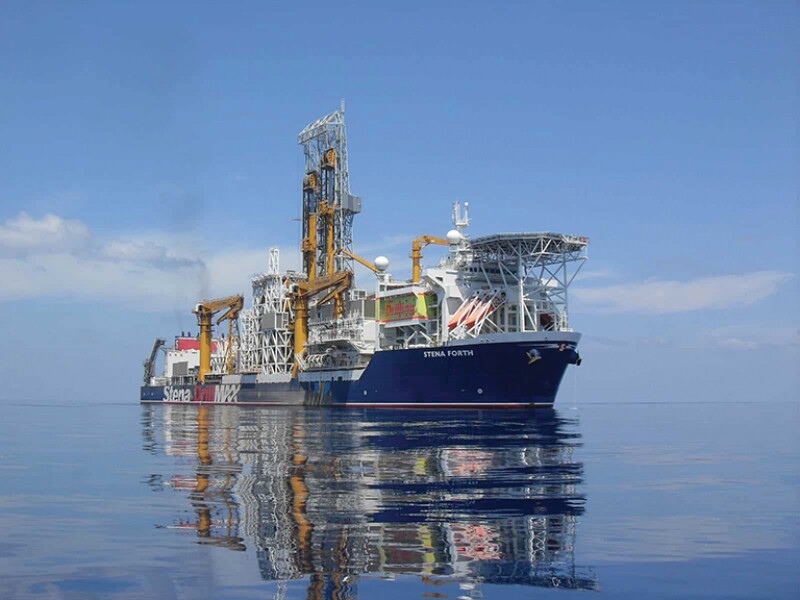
[
  {"left": 292, "top": 271, "right": 353, "bottom": 374},
  {"left": 411, "top": 235, "right": 449, "bottom": 283},
  {"left": 142, "top": 338, "right": 166, "bottom": 385},
  {"left": 337, "top": 248, "right": 388, "bottom": 275},
  {"left": 193, "top": 295, "right": 244, "bottom": 383}
]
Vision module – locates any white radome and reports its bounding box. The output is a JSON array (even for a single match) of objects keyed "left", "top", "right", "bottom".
[
  {"left": 446, "top": 229, "right": 463, "bottom": 245},
  {"left": 374, "top": 256, "right": 390, "bottom": 272}
]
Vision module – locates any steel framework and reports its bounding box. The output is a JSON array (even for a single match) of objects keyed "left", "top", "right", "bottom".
[
  {"left": 239, "top": 248, "right": 297, "bottom": 374},
  {"left": 460, "top": 233, "right": 588, "bottom": 335},
  {"left": 210, "top": 336, "right": 237, "bottom": 374},
  {"left": 297, "top": 101, "right": 359, "bottom": 277}
]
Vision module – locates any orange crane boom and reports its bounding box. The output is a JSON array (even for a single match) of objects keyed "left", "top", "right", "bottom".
[
  {"left": 411, "top": 235, "right": 449, "bottom": 283},
  {"left": 292, "top": 271, "right": 353, "bottom": 375},
  {"left": 193, "top": 295, "right": 244, "bottom": 383},
  {"left": 338, "top": 248, "right": 380, "bottom": 274}
]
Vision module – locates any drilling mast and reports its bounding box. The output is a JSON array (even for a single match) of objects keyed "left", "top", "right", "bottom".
[{"left": 297, "top": 101, "right": 361, "bottom": 280}]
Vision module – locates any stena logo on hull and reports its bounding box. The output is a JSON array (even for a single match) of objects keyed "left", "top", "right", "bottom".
[
  {"left": 216, "top": 384, "right": 240, "bottom": 403},
  {"left": 163, "top": 386, "right": 192, "bottom": 403},
  {"left": 162, "top": 384, "right": 241, "bottom": 403}
]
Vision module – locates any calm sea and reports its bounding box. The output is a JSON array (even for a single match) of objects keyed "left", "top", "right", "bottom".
[{"left": 1, "top": 402, "right": 798, "bottom": 599}]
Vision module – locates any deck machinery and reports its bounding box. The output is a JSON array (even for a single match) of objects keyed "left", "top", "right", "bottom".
[{"left": 142, "top": 105, "right": 588, "bottom": 407}]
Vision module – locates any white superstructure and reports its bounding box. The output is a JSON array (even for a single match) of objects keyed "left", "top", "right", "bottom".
[{"left": 372, "top": 203, "right": 588, "bottom": 351}]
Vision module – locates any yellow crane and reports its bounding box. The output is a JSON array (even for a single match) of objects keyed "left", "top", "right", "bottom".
[
  {"left": 411, "top": 235, "right": 449, "bottom": 283},
  {"left": 338, "top": 248, "right": 381, "bottom": 274},
  {"left": 193, "top": 294, "right": 244, "bottom": 383},
  {"left": 319, "top": 200, "right": 336, "bottom": 275},
  {"left": 292, "top": 271, "right": 353, "bottom": 375},
  {"left": 301, "top": 171, "right": 320, "bottom": 282}
]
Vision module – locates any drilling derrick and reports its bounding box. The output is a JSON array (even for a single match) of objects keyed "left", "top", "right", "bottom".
[
  {"left": 297, "top": 102, "right": 361, "bottom": 280},
  {"left": 294, "top": 103, "right": 371, "bottom": 373}
]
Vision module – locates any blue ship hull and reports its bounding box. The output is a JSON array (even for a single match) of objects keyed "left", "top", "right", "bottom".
[{"left": 140, "top": 337, "right": 580, "bottom": 408}]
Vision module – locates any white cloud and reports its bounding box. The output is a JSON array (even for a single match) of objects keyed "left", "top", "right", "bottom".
[
  {"left": 699, "top": 325, "right": 799, "bottom": 351},
  {"left": 0, "top": 250, "right": 206, "bottom": 310},
  {"left": 100, "top": 240, "right": 172, "bottom": 263},
  {"left": 715, "top": 337, "right": 760, "bottom": 350},
  {"left": 573, "top": 267, "right": 620, "bottom": 282},
  {"left": 0, "top": 212, "right": 89, "bottom": 256},
  {"left": 574, "top": 271, "right": 793, "bottom": 314},
  {"left": 0, "top": 212, "right": 297, "bottom": 311}
]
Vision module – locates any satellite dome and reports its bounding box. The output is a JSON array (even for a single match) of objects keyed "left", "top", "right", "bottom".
[
  {"left": 374, "top": 256, "right": 390, "bottom": 272},
  {"left": 446, "top": 229, "right": 463, "bottom": 245}
]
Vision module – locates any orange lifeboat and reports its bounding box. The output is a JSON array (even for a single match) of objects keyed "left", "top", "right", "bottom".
[{"left": 448, "top": 296, "right": 477, "bottom": 330}]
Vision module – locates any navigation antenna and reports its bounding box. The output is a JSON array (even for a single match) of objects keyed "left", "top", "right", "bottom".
[{"left": 453, "top": 201, "right": 470, "bottom": 234}]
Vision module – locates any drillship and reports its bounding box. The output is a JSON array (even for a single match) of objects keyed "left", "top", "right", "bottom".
[{"left": 141, "top": 105, "right": 588, "bottom": 408}]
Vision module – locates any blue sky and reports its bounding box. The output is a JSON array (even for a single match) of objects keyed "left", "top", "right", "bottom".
[{"left": 1, "top": 1, "right": 797, "bottom": 403}]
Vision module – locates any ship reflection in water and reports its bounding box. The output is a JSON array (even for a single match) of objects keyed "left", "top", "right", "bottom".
[{"left": 142, "top": 406, "right": 597, "bottom": 596}]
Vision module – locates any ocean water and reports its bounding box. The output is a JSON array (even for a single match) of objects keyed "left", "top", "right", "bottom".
[{"left": 0, "top": 402, "right": 797, "bottom": 599}]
